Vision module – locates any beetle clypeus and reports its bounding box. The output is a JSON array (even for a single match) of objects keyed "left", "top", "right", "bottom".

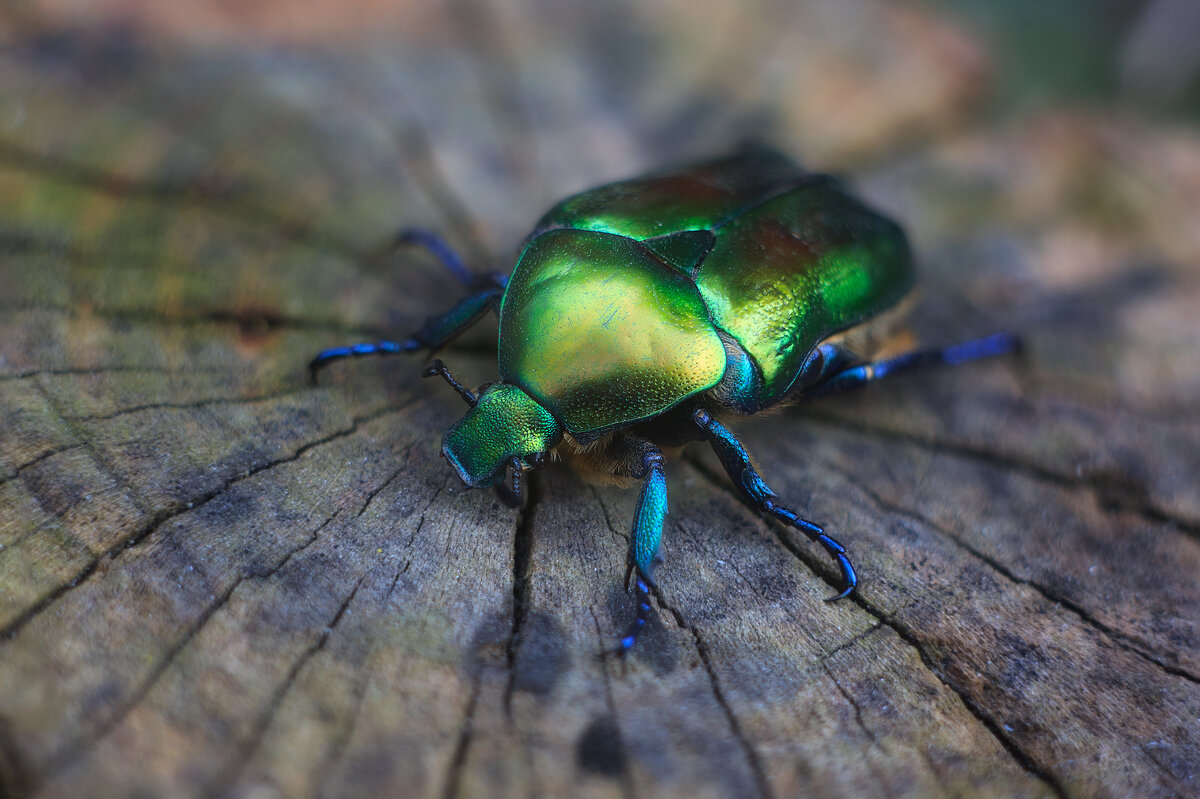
[{"left": 311, "top": 148, "right": 1018, "bottom": 652}]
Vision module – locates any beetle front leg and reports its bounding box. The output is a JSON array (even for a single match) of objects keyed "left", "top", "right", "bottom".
[
  {"left": 692, "top": 409, "right": 857, "bottom": 601},
  {"left": 308, "top": 286, "right": 504, "bottom": 381},
  {"left": 618, "top": 447, "right": 667, "bottom": 653}
]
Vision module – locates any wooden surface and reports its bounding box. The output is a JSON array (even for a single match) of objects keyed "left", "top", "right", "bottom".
[{"left": 2, "top": 3, "right": 1199, "bottom": 798}]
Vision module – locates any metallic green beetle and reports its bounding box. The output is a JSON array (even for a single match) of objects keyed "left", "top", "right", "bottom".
[{"left": 311, "top": 148, "right": 1017, "bottom": 651}]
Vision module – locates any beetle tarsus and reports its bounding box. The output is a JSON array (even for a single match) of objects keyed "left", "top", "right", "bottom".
[
  {"left": 308, "top": 339, "right": 418, "bottom": 383},
  {"left": 616, "top": 573, "right": 653, "bottom": 655}
]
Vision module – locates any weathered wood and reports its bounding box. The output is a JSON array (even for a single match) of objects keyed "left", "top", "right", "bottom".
[{"left": 1, "top": 3, "right": 1198, "bottom": 798}]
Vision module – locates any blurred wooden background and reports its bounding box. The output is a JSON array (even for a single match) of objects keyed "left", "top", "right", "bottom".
[{"left": 1, "top": 1, "right": 1198, "bottom": 797}]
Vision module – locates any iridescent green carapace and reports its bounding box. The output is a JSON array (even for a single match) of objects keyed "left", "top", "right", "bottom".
[{"left": 310, "top": 148, "right": 1019, "bottom": 652}]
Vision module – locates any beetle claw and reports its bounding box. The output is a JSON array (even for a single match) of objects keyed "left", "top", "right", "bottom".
[{"left": 825, "top": 551, "right": 858, "bottom": 602}]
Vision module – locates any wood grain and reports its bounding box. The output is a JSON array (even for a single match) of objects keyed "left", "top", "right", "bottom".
[{"left": 1, "top": 2, "right": 1197, "bottom": 797}]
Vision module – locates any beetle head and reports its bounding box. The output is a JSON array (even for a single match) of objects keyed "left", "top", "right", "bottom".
[{"left": 441, "top": 383, "right": 562, "bottom": 488}]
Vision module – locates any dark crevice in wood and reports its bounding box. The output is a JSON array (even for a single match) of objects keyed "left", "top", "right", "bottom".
[
  {"left": 588, "top": 608, "right": 638, "bottom": 799},
  {"left": 315, "top": 564, "right": 403, "bottom": 795},
  {"left": 29, "top": 378, "right": 155, "bottom": 523},
  {"left": 836, "top": 469, "right": 1200, "bottom": 685},
  {"left": 0, "top": 139, "right": 361, "bottom": 261},
  {"left": 441, "top": 669, "right": 484, "bottom": 799},
  {"left": 0, "top": 402, "right": 408, "bottom": 641},
  {"left": 820, "top": 663, "right": 896, "bottom": 792},
  {"left": 0, "top": 302, "right": 386, "bottom": 340},
  {"left": 65, "top": 387, "right": 314, "bottom": 423},
  {"left": 802, "top": 411, "right": 1200, "bottom": 538},
  {"left": 0, "top": 366, "right": 225, "bottom": 382},
  {"left": 0, "top": 443, "right": 84, "bottom": 487},
  {"left": 853, "top": 604, "right": 1071, "bottom": 799},
  {"left": 814, "top": 622, "right": 885, "bottom": 667},
  {"left": 204, "top": 570, "right": 370, "bottom": 798},
  {"left": 680, "top": 454, "right": 1069, "bottom": 798},
  {"left": 589, "top": 486, "right": 629, "bottom": 545},
  {"left": 822, "top": 663, "right": 883, "bottom": 748},
  {"left": 43, "top": 508, "right": 345, "bottom": 776},
  {"left": 646, "top": 581, "right": 776, "bottom": 799},
  {"left": 503, "top": 470, "right": 541, "bottom": 718},
  {"left": 354, "top": 458, "right": 412, "bottom": 518}
]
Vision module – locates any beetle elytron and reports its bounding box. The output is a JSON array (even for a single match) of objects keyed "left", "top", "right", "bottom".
[{"left": 311, "top": 148, "right": 1017, "bottom": 651}]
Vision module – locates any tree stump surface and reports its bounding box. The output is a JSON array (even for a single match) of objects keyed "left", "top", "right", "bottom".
[{"left": 1, "top": 4, "right": 1198, "bottom": 798}]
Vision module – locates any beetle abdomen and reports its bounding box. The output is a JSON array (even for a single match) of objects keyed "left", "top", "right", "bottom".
[
  {"left": 499, "top": 229, "right": 726, "bottom": 440},
  {"left": 697, "top": 176, "right": 914, "bottom": 405}
]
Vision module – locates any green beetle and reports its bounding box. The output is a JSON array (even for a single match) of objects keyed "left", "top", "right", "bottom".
[{"left": 311, "top": 148, "right": 1017, "bottom": 651}]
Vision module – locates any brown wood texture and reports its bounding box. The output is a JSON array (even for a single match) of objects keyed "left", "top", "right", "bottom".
[{"left": 2, "top": 3, "right": 1199, "bottom": 798}]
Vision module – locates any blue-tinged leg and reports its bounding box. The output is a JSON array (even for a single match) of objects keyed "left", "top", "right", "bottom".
[
  {"left": 805, "top": 332, "right": 1020, "bottom": 399},
  {"left": 309, "top": 287, "right": 503, "bottom": 382},
  {"left": 618, "top": 448, "right": 668, "bottom": 654},
  {"left": 394, "top": 228, "right": 508, "bottom": 292},
  {"left": 692, "top": 409, "right": 857, "bottom": 601},
  {"left": 309, "top": 230, "right": 509, "bottom": 381}
]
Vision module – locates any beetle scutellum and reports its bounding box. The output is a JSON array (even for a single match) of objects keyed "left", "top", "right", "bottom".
[{"left": 311, "top": 148, "right": 1018, "bottom": 652}]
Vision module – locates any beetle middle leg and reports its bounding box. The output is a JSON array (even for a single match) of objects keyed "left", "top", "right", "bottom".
[
  {"left": 692, "top": 408, "right": 858, "bottom": 601},
  {"left": 618, "top": 445, "right": 667, "bottom": 653},
  {"left": 309, "top": 230, "right": 507, "bottom": 381}
]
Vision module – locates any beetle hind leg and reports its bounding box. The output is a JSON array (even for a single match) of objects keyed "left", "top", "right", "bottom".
[
  {"left": 804, "top": 332, "right": 1020, "bottom": 399},
  {"left": 692, "top": 409, "right": 858, "bottom": 600}
]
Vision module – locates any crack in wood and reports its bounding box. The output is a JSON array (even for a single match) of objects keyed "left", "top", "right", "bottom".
[
  {"left": 1, "top": 301, "right": 387, "bottom": 340},
  {"left": 813, "top": 622, "right": 885, "bottom": 667},
  {"left": 680, "top": 453, "right": 1069, "bottom": 798},
  {"left": 833, "top": 467, "right": 1200, "bottom": 686},
  {"left": 802, "top": 411, "right": 1200, "bottom": 538},
  {"left": 63, "top": 387, "right": 314, "bottom": 423},
  {"left": 589, "top": 486, "right": 629, "bottom": 545},
  {"left": 0, "top": 139, "right": 362, "bottom": 262},
  {"left": 314, "top": 564, "right": 409, "bottom": 795},
  {"left": 203, "top": 571, "right": 370, "bottom": 798},
  {"left": 440, "top": 667, "right": 484, "bottom": 799},
  {"left": 0, "top": 402, "right": 410, "bottom": 641},
  {"left": 854, "top": 601, "right": 1071, "bottom": 799},
  {"left": 354, "top": 457, "right": 413, "bottom": 519},
  {"left": 644, "top": 581, "right": 776, "bottom": 799},
  {"left": 588, "top": 607, "right": 638, "bottom": 799},
  {"left": 503, "top": 471, "right": 541, "bottom": 718},
  {"left": 0, "top": 366, "right": 224, "bottom": 382},
  {"left": 0, "top": 443, "right": 84, "bottom": 487},
  {"left": 820, "top": 662, "right": 899, "bottom": 794},
  {"left": 41, "top": 508, "right": 346, "bottom": 777}
]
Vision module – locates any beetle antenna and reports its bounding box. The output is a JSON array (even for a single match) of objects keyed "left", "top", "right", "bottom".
[{"left": 422, "top": 359, "right": 478, "bottom": 406}]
